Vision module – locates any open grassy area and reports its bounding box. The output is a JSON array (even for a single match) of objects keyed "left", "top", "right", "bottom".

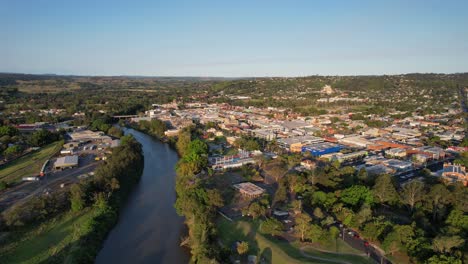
[
  {"left": 217, "top": 218, "right": 374, "bottom": 264},
  {"left": 0, "top": 209, "right": 95, "bottom": 264},
  {"left": 0, "top": 140, "right": 63, "bottom": 183}
]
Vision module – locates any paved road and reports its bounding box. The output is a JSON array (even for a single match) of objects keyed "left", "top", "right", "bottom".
[{"left": 0, "top": 154, "right": 100, "bottom": 212}]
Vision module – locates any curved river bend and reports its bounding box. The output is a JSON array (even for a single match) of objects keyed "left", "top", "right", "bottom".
[{"left": 96, "top": 128, "right": 190, "bottom": 264}]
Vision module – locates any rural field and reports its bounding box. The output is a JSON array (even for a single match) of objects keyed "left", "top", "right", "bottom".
[{"left": 0, "top": 141, "right": 63, "bottom": 183}]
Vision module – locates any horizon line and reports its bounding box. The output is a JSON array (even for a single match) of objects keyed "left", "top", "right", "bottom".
[{"left": 1, "top": 71, "right": 468, "bottom": 79}]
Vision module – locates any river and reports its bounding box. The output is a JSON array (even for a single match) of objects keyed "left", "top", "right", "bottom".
[{"left": 95, "top": 128, "right": 190, "bottom": 264}]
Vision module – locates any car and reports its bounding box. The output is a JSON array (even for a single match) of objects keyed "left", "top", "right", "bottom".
[
  {"left": 353, "top": 233, "right": 360, "bottom": 239},
  {"left": 364, "top": 241, "right": 370, "bottom": 247}
]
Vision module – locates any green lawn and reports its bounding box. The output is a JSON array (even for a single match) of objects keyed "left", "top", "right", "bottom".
[
  {"left": 0, "top": 209, "right": 95, "bottom": 264},
  {"left": 0, "top": 140, "right": 63, "bottom": 183},
  {"left": 217, "top": 218, "right": 374, "bottom": 264}
]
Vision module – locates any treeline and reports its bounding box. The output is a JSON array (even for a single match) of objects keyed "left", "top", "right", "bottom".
[
  {"left": 63, "top": 134, "right": 144, "bottom": 263},
  {"left": 174, "top": 127, "right": 224, "bottom": 263},
  {"left": 133, "top": 119, "right": 167, "bottom": 138},
  {"left": 0, "top": 125, "right": 63, "bottom": 161}
]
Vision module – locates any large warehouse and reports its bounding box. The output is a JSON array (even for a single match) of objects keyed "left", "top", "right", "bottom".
[
  {"left": 301, "top": 142, "right": 343, "bottom": 157},
  {"left": 54, "top": 155, "right": 79, "bottom": 170}
]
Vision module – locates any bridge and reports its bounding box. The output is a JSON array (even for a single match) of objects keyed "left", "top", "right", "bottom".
[{"left": 113, "top": 115, "right": 139, "bottom": 119}]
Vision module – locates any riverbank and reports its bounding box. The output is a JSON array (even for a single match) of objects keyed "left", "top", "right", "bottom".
[
  {"left": 0, "top": 133, "right": 144, "bottom": 263},
  {"left": 95, "top": 128, "right": 190, "bottom": 263}
]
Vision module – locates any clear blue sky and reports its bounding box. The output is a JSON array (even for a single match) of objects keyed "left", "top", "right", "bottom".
[{"left": 1, "top": 0, "right": 467, "bottom": 77}]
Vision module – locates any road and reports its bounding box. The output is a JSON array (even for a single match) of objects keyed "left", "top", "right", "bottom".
[{"left": 0, "top": 153, "right": 101, "bottom": 212}]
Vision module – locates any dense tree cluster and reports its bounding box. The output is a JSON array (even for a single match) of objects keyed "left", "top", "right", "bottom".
[{"left": 174, "top": 127, "right": 224, "bottom": 263}]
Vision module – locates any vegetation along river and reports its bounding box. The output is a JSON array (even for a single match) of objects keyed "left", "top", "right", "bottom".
[{"left": 96, "top": 128, "right": 190, "bottom": 263}]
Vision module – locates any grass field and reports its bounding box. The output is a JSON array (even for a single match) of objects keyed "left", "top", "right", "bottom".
[
  {"left": 0, "top": 140, "right": 63, "bottom": 183},
  {"left": 0, "top": 209, "right": 95, "bottom": 264},
  {"left": 217, "top": 218, "right": 374, "bottom": 264}
]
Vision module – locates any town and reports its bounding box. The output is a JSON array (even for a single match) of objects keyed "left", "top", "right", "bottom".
[{"left": 0, "top": 77, "right": 467, "bottom": 264}]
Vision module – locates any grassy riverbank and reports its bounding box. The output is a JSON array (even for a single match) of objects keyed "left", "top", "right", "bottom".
[{"left": 0, "top": 209, "right": 95, "bottom": 263}]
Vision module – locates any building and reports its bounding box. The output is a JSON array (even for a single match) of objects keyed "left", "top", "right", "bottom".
[
  {"left": 339, "top": 135, "right": 373, "bottom": 148},
  {"left": 277, "top": 136, "right": 323, "bottom": 151},
  {"left": 385, "top": 148, "right": 407, "bottom": 158},
  {"left": 233, "top": 182, "right": 265, "bottom": 197},
  {"left": 164, "top": 129, "right": 180, "bottom": 137},
  {"left": 54, "top": 155, "right": 79, "bottom": 170},
  {"left": 68, "top": 130, "right": 110, "bottom": 142},
  {"left": 326, "top": 151, "right": 368, "bottom": 163},
  {"left": 384, "top": 159, "right": 412, "bottom": 172},
  {"left": 442, "top": 163, "right": 468, "bottom": 186},
  {"left": 211, "top": 150, "right": 256, "bottom": 170},
  {"left": 301, "top": 142, "right": 343, "bottom": 157}
]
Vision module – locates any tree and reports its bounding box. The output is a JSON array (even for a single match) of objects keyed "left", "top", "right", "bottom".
[
  {"left": 70, "top": 184, "right": 85, "bottom": 212},
  {"left": 400, "top": 180, "right": 425, "bottom": 213},
  {"left": 237, "top": 241, "right": 249, "bottom": 255},
  {"left": 187, "top": 139, "right": 208, "bottom": 156},
  {"left": 3, "top": 145, "right": 22, "bottom": 159},
  {"left": 372, "top": 174, "right": 399, "bottom": 205},
  {"left": 0, "top": 126, "right": 19, "bottom": 137},
  {"left": 432, "top": 235, "right": 465, "bottom": 254},
  {"left": 313, "top": 207, "right": 324, "bottom": 219},
  {"left": 260, "top": 218, "right": 283, "bottom": 236},
  {"left": 306, "top": 224, "right": 323, "bottom": 242},
  {"left": 29, "top": 129, "right": 59, "bottom": 147},
  {"left": 362, "top": 217, "right": 390, "bottom": 242},
  {"left": 445, "top": 209, "right": 468, "bottom": 231},
  {"left": 246, "top": 202, "right": 266, "bottom": 219},
  {"left": 269, "top": 164, "right": 287, "bottom": 182},
  {"left": 426, "top": 255, "right": 462, "bottom": 264},
  {"left": 273, "top": 179, "right": 288, "bottom": 204},
  {"left": 426, "top": 184, "right": 451, "bottom": 222},
  {"left": 0, "top": 181, "right": 8, "bottom": 191},
  {"left": 176, "top": 130, "right": 192, "bottom": 156},
  {"left": 107, "top": 126, "right": 123, "bottom": 138},
  {"left": 329, "top": 226, "right": 340, "bottom": 251},
  {"left": 295, "top": 213, "right": 312, "bottom": 241},
  {"left": 341, "top": 185, "right": 373, "bottom": 207},
  {"left": 291, "top": 200, "right": 302, "bottom": 212}
]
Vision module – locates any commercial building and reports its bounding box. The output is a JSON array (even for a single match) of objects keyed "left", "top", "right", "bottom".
[
  {"left": 384, "top": 159, "right": 412, "bottom": 171},
  {"left": 441, "top": 163, "right": 468, "bottom": 186},
  {"left": 54, "top": 155, "right": 79, "bottom": 170},
  {"left": 385, "top": 148, "right": 407, "bottom": 158},
  {"left": 339, "top": 135, "right": 373, "bottom": 148},
  {"left": 277, "top": 136, "right": 324, "bottom": 152},
  {"left": 68, "top": 130, "right": 111, "bottom": 142},
  {"left": 324, "top": 150, "right": 368, "bottom": 163},
  {"left": 301, "top": 142, "right": 343, "bottom": 157}
]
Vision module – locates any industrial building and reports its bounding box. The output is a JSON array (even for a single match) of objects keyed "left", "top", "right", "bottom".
[
  {"left": 301, "top": 142, "right": 343, "bottom": 157},
  {"left": 54, "top": 155, "right": 79, "bottom": 170}
]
